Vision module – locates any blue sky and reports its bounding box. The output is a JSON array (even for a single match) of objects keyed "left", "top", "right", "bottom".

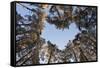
[
  {"left": 16, "top": 3, "right": 80, "bottom": 50},
  {"left": 41, "top": 22, "right": 80, "bottom": 50}
]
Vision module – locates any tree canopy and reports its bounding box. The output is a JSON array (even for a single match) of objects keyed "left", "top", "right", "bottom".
[{"left": 16, "top": 3, "right": 97, "bottom": 65}]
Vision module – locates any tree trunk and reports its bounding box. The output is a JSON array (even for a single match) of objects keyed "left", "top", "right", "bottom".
[{"left": 79, "top": 48, "right": 88, "bottom": 62}]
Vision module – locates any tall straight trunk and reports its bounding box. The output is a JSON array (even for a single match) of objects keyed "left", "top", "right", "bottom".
[
  {"left": 71, "top": 48, "right": 78, "bottom": 62},
  {"left": 32, "top": 6, "right": 47, "bottom": 64},
  {"left": 79, "top": 48, "right": 88, "bottom": 62},
  {"left": 48, "top": 50, "right": 52, "bottom": 63}
]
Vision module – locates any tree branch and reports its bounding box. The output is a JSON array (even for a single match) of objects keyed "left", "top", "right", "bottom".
[
  {"left": 18, "top": 3, "right": 36, "bottom": 12},
  {"left": 54, "top": 6, "right": 62, "bottom": 19}
]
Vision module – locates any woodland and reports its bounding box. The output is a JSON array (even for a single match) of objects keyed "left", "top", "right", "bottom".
[{"left": 16, "top": 3, "right": 97, "bottom": 66}]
